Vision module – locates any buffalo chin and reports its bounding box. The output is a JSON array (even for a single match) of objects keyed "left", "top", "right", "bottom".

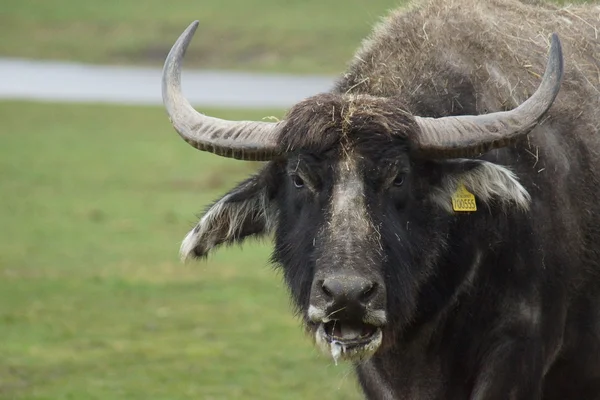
[{"left": 314, "top": 323, "right": 383, "bottom": 364}]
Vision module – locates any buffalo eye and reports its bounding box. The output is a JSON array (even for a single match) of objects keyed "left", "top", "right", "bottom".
[
  {"left": 291, "top": 175, "right": 305, "bottom": 188},
  {"left": 393, "top": 173, "right": 405, "bottom": 187}
]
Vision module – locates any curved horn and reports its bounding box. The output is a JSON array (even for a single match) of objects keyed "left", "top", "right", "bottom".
[
  {"left": 413, "top": 33, "right": 564, "bottom": 159},
  {"left": 162, "top": 21, "right": 283, "bottom": 161}
]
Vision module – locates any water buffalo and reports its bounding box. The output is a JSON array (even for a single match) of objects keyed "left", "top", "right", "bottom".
[{"left": 160, "top": 0, "right": 600, "bottom": 398}]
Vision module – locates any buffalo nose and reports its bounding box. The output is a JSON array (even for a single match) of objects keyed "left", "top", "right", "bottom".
[{"left": 321, "top": 277, "right": 378, "bottom": 308}]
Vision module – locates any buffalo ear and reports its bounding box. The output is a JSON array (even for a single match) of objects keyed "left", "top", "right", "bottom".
[
  {"left": 180, "top": 166, "right": 279, "bottom": 261},
  {"left": 428, "top": 159, "right": 531, "bottom": 213}
]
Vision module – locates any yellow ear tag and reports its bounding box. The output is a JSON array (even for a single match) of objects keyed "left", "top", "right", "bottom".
[{"left": 451, "top": 183, "right": 477, "bottom": 212}]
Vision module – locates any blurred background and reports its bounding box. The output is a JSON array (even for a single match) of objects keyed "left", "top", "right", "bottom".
[{"left": 0, "top": 0, "right": 401, "bottom": 399}]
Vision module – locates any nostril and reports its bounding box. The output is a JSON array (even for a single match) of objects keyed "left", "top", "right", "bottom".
[
  {"left": 360, "top": 282, "right": 378, "bottom": 302},
  {"left": 320, "top": 278, "right": 377, "bottom": 304},
  {"left": 321, "top": 281, "right": 334, "bottom": 298}
]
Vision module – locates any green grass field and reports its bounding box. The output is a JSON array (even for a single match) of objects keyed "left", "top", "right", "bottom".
[
  {"left": 1, "top": 0, "right": 590, "bottom": 74},
  {"left": 1, "top": 0, "right": 403, "bottom": 74},
  {"left": 0, "top": 101, "right": 362, "bottom": 399}
]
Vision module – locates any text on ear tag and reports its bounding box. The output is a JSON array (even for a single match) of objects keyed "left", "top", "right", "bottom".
[{"left": 451, "top": 183, "right": 477, "bottom": 212}]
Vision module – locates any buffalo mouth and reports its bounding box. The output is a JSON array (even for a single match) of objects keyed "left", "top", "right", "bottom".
[{"left": 315, "top": 320, "right": 383, "bottom": 364}]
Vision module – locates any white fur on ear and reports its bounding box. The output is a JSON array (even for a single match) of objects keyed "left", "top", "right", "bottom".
[
  {"left": 431, "top": 159, "right": 531, "bottom": 213},
  {"left": 180, "top": 190, "right": 277, "bottom": 262}
]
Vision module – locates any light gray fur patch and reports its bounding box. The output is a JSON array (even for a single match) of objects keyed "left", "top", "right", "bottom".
[
  {"left": 308, "top": 305, "right": 326, "bottom": 322},
  {"left": 327, "top": 154, "right": 376, "bottom": 262},
  {"left": 180, "top": 189, "right": 276, "bottom": 262},
  {"left": 432, "top": 159, "right": 531, "bottom": 213}
]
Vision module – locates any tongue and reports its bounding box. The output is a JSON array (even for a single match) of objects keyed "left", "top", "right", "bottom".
[{"left": 339, "top": 323, "right": 363, "bottom": 340}]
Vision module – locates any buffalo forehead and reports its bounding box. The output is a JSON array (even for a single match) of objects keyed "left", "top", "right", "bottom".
[{"left": 278, "top": 93, "right": 415, "bottom": 155}]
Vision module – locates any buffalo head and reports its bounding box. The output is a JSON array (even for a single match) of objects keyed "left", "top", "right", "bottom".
[{"left": 162, "top": 21, "right": 563, "bottom": 363}]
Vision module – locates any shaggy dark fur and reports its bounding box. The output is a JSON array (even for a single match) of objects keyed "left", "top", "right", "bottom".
[
  {"left": 278, "top": 93, "right": 419, "bottom": 155},
  {"left": 177, "top": 0, "right": 600, "bottom": 398}
]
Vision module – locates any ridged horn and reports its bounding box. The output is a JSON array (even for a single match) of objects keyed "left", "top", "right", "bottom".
[
  {"left": 413, "top": 33, "right": 564, "bottom": 159},
  {"left": 162, "top": 21, "right": 283, "bottom": 161}
]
